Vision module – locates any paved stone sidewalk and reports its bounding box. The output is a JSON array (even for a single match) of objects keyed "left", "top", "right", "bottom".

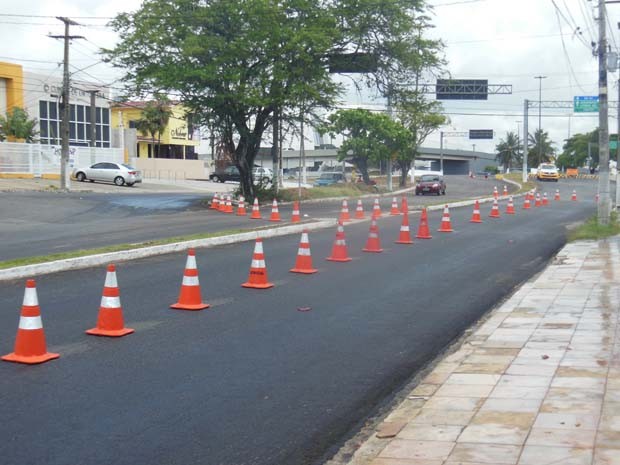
[{"left": 337, "top": 238, "right": 620, "bottom": 465}]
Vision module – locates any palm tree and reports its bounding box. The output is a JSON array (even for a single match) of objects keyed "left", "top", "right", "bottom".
[
  {"left": 528, "top": 129, "right": 555, "bottom": 167},
  {"left": 136, "top": 95, "right": 172, "bottom": 158},
  {"left": 495, "top": 131, "right": 522, "bottom": 171}
]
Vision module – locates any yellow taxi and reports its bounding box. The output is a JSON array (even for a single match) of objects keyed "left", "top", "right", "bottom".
[{"left": 536, "top": 163, "right": 560, "bottom": 182}]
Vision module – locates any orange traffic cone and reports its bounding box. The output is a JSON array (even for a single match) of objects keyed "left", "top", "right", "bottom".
[
  {"left": 535, "top": 193, "right": 542, "bottom": 207},
  {"left": 554, "top": 189, "right": 560, "bottom": 201},
  {"left": 354, "top": 199, "right": 365, "bottom": 219},
  {"left": 523, "top": 196, "right": 531, "bottom": 209},
  {"left": 506, "top": 196, "right": 516, "bottom": 214},
  {"left": 290, "top": 230, "right": 317, "bottom": 274},
  {"left": 327, "top": 221, "right": 352, "bottom": 262},
  {"left": 363, "top": 217, "right": 383, "bottom": 252},
  {"left": 291, "top": 201, "right": 301, "bottom": 223},
  {"left": 395, "top": 211, "right": 414, "bottom": 244},
  {"left": 218, "top": 194, "right": 227, "bottom": 212},
  {"left": 489, "top": 198, "right": 501, "bottom": 218},
  {"left": 401, "top": 196, "right": 409, "bottom": 214},
  {"left": 2, "top": 279, "right": 59, "bottom": 364},
  {"left": 250, "top": 198, "right": 262, "bottom": 219},
  {"left": 503, "top": 185, "right": 508, "bottom": 196},
  {"left": 242, "top": 238, "right": 274, "bottom": 288},
  {"left": 493, "top": 186, "right": 498, "bottom": 199},
  {"left": 211, "top": 193, "right": 220, "bottom": 210},
  {"left": 390, "top": 197, "right": 400, "bottom": 215},
  {"left": 529, "top": 190, "right": 536, "bottom": 201},
  {"left": 170, "top": 249, "right": 210, "bottom": 310},
  {"left": 339, "top": 200, "right": 351, "bottom": 222},
  {"left": 87, "top": 264, "right": 135, "bottom": 336},
  {"left": 225, "top": 195, "right": 234, "bottom": 213},
  {"left": 437, "top": 205, "right": 454, "bottom": 232},
  {"left": 269, "top": 199, "right": 281, "bottom": 222},
  {"left": 542, "top": 193, "right": 549, "bottom": 206},
  {"left": 470, "top": 200, "right": 483, "bottom": 223},
  {"left": 416, "top": 208, "right": 432, "bottom": 239},
  {"left": 237, "top": 196, "right": 247, "bottom": 216},
  {"left": 572, "top": 190, "right": 577, "bottom": 201},
  {"left": 372, "top": 198, "right": 382, "bottom": 217}
]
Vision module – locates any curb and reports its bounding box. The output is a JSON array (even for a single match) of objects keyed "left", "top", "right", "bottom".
[{"left": 0, "top": 219, "right": 336, "bottom": 282}]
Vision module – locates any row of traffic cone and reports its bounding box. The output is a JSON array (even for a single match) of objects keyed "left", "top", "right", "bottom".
[{"left": 212, "top": 194, "right": 303, "bottom": 223}]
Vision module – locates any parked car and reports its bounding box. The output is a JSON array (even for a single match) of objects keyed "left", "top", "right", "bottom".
[
  {"left": 72, "top": 162, "right": 142, "bottom": 187},
  {"left": 314, "top": 172, "right": 347, "bottom": 187},
  {"left": 252, "top": 167, "right": 273, "bottom": 184},
  {"left": 209, "top": 165, "right": 241, "bottom": 183},
  {"left": 415, "top": 174, "right": 446, "bottom": 195},
  {"left": 536, "top": 163, "right": 559, "bottom": 182}
]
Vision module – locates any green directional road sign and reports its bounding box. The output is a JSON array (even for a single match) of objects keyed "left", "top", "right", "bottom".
[
  {"left": 574, "top": 96, "right": 599, "bottom": 113},
  {"left": 610, "top": 141, "right": 618, "bottom": 150}
]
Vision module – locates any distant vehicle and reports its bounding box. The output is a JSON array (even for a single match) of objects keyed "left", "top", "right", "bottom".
[
  {"left": 415, "top": 174, "right": 446, "bottom": 195},
  {"left": 252, "top": 167, "right": 273, "bottom": 184},
  {"left": 72, "top": 162, "right": 142, "bottom": 187},
  {"left": 536, "top": 163, "right": 559, "bottom": 182},
  {"left": 209, "top": 165, "right": 240, "bottom": 183},
  {"left": 314, "top": 172, "right": 347, "bottom": 187},
  {"left": 209, "top": 165, "right": 272, "bottom": 184}
]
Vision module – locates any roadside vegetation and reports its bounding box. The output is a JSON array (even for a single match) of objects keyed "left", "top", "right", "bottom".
[
  {"left": 501, "top": 172, "right": 536, "bottom": 194},
  {"left": 569, "top": 213, "right": 620, "bottom": 241}
]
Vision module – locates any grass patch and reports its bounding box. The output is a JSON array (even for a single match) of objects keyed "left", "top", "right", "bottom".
[
  {"left": 0, "top": 226, "right": 280, "bottom": 270},
  {"left": 500, "top": 172, "right": 536, "bottom": 193},
  {"left": 568, "top": 213, "right": 620, "bottom": 241},
  {"left": 278, "top": 183, "right": 381, "bottom": 201}
]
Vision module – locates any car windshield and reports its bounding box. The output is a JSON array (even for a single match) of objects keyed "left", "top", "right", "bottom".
[
  {"left": 420, "top": 175, "right": 439, "bottom": 182},
  {"left": 121, "top": 164, "right": 136, "bottom": 170},
  {"left": 540, "top": 164, "right": 556, "bottom": 170}
]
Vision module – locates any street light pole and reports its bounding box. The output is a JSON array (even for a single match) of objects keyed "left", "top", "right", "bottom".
[{"left": 534, "top": 76, "right": 547, "bottom": 168}]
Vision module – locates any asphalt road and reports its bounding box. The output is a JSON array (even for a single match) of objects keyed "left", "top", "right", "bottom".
[
  {"left": 1, "top": 175, "right": 512, "bottom": 260},
  {"left": 0, "top": 179, "right": 598, "bottom": 465}
]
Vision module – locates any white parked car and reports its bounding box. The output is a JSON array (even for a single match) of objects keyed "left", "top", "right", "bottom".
[
  {"left": 252, "top": 167, "right": 273, "bottom": 183},
  {"left": 72, "top": 162, "right": 142, "bottom": 187}
]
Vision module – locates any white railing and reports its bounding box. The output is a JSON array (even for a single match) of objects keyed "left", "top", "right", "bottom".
[{"left": 0, "top": 142, "right": 124, "bottom": 176}]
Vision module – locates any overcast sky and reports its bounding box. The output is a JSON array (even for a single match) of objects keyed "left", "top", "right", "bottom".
[{"left": 0, "top": 0, "right": 616, "bottom": 156}]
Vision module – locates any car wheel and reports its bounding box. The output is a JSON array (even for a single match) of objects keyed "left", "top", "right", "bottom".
[
  {"left": 442, "top": 190, "right": 446, "bottom": 195},
  {"left": 436, "top": 191, "right": 441, "bottom": 196},
  {"left": 211, "top": 175, "right": 220, "bottom": 183},
  {"left": 262, "top": 177, "right": 270, "bottom": 184},
  {"left": 76, "top": 172, "right": 86, "bottom": 182},
  {"left": 114, "top": 176, "right": 125, "bottom": 186}
]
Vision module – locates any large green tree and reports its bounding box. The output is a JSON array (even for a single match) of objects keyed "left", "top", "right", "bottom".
[
  {"left": 0, "top": 107, "right": 37, "bottom": 142},
  {"left": 495, "top": 131, "right": 522, "bottom": 171},
  {"left": 106, "top": 0, "right": 439, "bottom": 199},
  {"left": 555, "top": 129, "right": 617, "bottom": 170},
  {"left": 323, "top": 108, "right": 410, "bottom": 184},
  {"left": 527, "top": 129, "right": 555, "bottom": 167}
]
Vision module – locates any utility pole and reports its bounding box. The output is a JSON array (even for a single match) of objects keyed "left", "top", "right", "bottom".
[
  {"left": 271, "top": 107, "right": 279, "bottom": 193},
  {"left": 597, "top": 0, "right": 611, "bottom": 223},
  {"left": 386, "top": 90, "right": 393, "bottom": 191},
  {"left": 534, "top": 76, "right": 547, "bottom": 167},
  {"left": 522, "top": 100, "right": 529, "bottom": 183},
  {"left": 616, "top": 75, "right": 620, "bottom": 209},
  {"left": 439, "top": 130, "right": 444, "bottom": 174},
  {"left": 49, "top": 17, "right": 83, "bottom": 191}
]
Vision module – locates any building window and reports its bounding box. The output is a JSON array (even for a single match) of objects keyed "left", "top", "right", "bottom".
[{"left": 37, "top": 100, "right": 110, "bottom": 147}]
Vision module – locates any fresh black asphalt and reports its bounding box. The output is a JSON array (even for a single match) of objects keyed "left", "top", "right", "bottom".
[
  {"left": 0, "top": 179, "right": 599, "bottom": 465},
  {"left": 1, "top": 175, "right": 508, "bottom": 260}
]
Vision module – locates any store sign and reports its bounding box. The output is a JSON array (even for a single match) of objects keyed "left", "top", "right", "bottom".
[{"left": 170, "top": 127, "right": 188, "bottom": 140}]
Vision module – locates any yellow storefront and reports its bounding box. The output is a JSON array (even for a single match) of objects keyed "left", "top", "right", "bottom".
[{"left": 111, "top": 102, "right": 199, "bottom": 160}]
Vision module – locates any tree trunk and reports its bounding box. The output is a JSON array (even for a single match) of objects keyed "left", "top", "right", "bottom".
[
  {"left": 354, "top": 156, "right": 370, "bottom": 184},
  {"left": 398, "top": 160, "right": 411, "bottom": 187}
]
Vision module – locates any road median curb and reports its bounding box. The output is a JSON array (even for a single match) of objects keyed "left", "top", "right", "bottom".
[{"left": 0, "top": 219, "right": 336, "bottom": 282}]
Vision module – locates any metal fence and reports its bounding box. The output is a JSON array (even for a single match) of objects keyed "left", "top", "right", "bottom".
[{"left": 0, "top": 142, "right": 124, "bottom": 177}]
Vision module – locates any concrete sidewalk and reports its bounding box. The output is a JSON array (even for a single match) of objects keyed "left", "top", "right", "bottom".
[{"left": 331, "top": 238, "right": 620, "bottom": 465}]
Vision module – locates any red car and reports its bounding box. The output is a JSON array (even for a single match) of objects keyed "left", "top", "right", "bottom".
[{"left": 415, "top": 174, "right": 446, "bottom": 195}]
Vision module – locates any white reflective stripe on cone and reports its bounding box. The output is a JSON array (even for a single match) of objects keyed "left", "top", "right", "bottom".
[
  {"left": 401, "top": 226, "right": 410, "bottom": 231},
  {"left": 104, "top": 271, "right": 118, "bottom": 289},
  {"left": 369, "top": 233, "right": 378, "bottom": 238},
  {"left": 22, "top": 287, "right": 39, "bottom": 307},
  {"left": 100, "top": 296, "right": 121, "bottom": 308},
  {"left": 251, "top": 259, "right": 265, "bottom": 268},
  {"left": 182, "top": 275, "right": 200, "bottom": 286},
  {"left": 254, "top": 241, "right": 264, "bottom": 254},
  {"left": 18, "top": 315, "right": 43, "bottom": 330},
  {"left": 300, "top": 233, "right": 309, "bottom": 243},
  {"left": 297, "top": 248, "right": 311, "bottom": 256},
  {"left": 186, "top": 254, "right": 197, "bottom": 269},
  {"left": 335, "top": 240, "right": 346, "bottom": 246}
]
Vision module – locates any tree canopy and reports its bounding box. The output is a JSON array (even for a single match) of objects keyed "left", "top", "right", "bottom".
[
  {"left": 0, "top": 107, "right": 37, "bottom": 143},
  {"left": 136, "top": 96, "right": 173, "bottom": 157},
  {"left": 527, "top": 129, "right": 555, "bottom": 167},
  {"left": 105, "top": 0, "right": 440, "bottom": 198}
]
